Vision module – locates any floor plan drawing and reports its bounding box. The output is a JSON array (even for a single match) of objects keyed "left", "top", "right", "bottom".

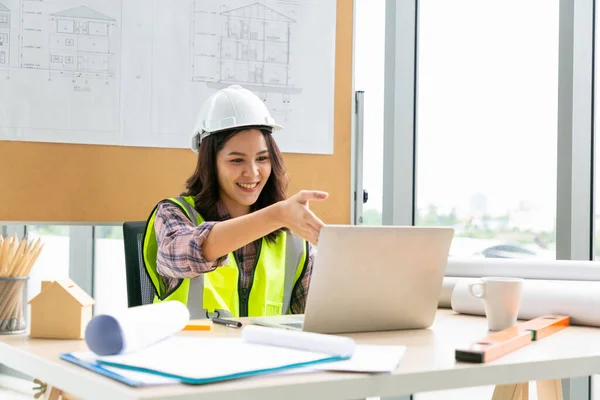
[
  {"left": 48, "top": 6, "right": 116, "bottom": 78},
  {"left": 0, "top": 2, "right": 10, "bottom": 66}
]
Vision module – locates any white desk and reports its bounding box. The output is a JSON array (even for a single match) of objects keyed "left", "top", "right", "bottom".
[{"left": 0, "top": 310, "right": 598, "bottom": 400}]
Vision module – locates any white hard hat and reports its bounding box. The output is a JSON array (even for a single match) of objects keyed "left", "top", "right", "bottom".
[{"left": 190, "top": 85, "right": 283, "bottom": 153}]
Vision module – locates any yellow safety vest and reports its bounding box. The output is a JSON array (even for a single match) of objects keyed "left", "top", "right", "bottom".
[{"left": 142, "top": 196, "right": 308, "bottom": 319}]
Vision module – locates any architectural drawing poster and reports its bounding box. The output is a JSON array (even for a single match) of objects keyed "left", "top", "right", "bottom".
[{"left": 0, "top": 0, "right": 336, "bottom": 154}]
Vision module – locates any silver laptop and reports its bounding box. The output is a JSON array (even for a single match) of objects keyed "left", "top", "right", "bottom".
[{"left": 251, "top": 225, "right": 454, "bottom": 334}]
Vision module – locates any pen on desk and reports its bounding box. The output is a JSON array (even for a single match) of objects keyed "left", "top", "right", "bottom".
[{"left": 211, "top": 317, "right": 242, "bottom": 328}]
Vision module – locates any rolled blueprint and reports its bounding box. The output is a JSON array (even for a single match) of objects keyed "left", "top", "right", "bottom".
[
  {"left": 85, "top": 300, "right": 190, "bottom": 356},
  {"left": 446, "top": 258, "right": 600, "bottom": 281},
  {"left": 450, "top": 278, "right": 600, "bottom": 327},
  {"left": 438, "top": 277, "right": 461, "bottom": 308}
]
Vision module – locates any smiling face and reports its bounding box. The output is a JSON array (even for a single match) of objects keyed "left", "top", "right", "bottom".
[{"left": 215, "top": 128, "right": 272, "bottom": 217}]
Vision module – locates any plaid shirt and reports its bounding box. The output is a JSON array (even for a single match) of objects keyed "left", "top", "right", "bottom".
[{"left": 154, "top": 200, "right": 314, "bottom": 314}]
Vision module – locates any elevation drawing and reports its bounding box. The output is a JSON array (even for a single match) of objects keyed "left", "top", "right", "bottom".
[
  {"left": 0, "top": 2, "right": 9, "bottom": 66},
  {"left": 192, "top": 2, "right": 301, "bottom": 95},
  {"left": 48, "top": 6, "right": 116, "bottom": 76},
  {"left": 219, "top": 2, "right": 296, "bottom": 91},
  {"left": 5, "top": 2, "right": 121, "bottom": 135}
]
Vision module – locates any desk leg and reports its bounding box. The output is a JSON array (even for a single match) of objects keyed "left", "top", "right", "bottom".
[
  {"left": 44, "top": 385, "right": 80, "bottom": 400},
  {"left": 536, "top": 380, "right": 563, "bottom": 400},
  {"left": 46, "top": 387, "right": 61, "bottom": 400},
  {"left": 490, "top": 380, "right": 562, "bottom": 400},
  {"left": 491, "top": 382, "right": 528, "bottom": 400}
]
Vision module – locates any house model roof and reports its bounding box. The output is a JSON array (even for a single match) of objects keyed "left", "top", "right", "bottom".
[
  {"left": 0, "top": 3, "right": 9, "bottom": 12},
  {"left": 51, "top": 6, "right": 114, "bottom": 22},
  {"left": 29, "top": 279, "right": 95, "bottom": 307}
]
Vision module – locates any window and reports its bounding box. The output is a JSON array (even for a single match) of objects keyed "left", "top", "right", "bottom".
[
  {"left": 355, "top": 0, "right": 385, "bottom": 225},
  {"left": 415, "top": 0, "right": 559, "bottom": 260},
  {"left": 93, "top": 226, "right": 127, "bottom": 316},
  {"left": 89, "top": 22, "right": 109, "bottom": 37},
  {"left": 0, "top": 33, "right": 8, "bottom": 46},
  {"left": 25, "top": 226, "right": 70, "bottom": 302},
  {"left": 2, "top": 224, "right": 128, "bottom": 318},
  {"left": 0, "top": 15, "right": 7, "bottom": 24},
  {"left": 58, "top": 20, "right": 74, "bottom": 34},
  {"left": 75, "top": 21, "right": 88, "bottom": 35},
  {"left": 65, "top": 38, "right": 74, "bottom": 46}
]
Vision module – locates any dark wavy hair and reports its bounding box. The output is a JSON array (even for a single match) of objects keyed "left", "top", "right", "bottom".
[{"left": 182, "top": 127, "right": 288, "bottom": 243}]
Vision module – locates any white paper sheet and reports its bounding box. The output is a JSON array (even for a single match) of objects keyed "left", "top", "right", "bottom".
[
  {"left": 314, "top": 345, "right": 406, "bottom": 373},
  {"left": 450, "top": 278, "right": 600, "bottom": 327}
]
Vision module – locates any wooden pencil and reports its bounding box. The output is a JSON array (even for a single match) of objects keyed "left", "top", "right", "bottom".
[{"left": 0, "top": 234, "right": 44, "bottom": 331}]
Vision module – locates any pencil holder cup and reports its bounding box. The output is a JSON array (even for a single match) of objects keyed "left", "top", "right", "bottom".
[{"left": 0, "top": 277, "right": 29, "bottom": 334}]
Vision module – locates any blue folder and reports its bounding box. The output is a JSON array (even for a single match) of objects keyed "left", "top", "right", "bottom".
[
  {"left": 96, "top": 355, "right": 346, "bottom": 385},
  {"left": 60, "top": 352, "right": 180, "bottom": 387}
]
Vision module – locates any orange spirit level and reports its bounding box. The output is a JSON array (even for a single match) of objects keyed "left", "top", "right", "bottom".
[
  {"left": 518, "top": 315, "right": 570, "bottom": 340},
  {"left": 455, "top": 315, "right": 570, "bottom": 363}
]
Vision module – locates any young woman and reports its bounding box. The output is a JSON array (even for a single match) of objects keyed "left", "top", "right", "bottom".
[{"left": 142, "top": 85, "right": 328, "bottom": 319}]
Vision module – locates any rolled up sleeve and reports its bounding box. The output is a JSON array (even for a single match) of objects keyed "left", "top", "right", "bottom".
[{"left": 154, "top": 202, "right": 228, "bottom": 279}]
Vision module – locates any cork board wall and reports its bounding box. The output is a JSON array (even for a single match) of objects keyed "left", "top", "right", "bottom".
[{"left": 0, "top": 0, "right": 353, "bottom": 224}]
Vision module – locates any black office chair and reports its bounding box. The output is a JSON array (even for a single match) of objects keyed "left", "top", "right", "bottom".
[{"left": 123, "top": 221, "right": 156, "bottom": 307}]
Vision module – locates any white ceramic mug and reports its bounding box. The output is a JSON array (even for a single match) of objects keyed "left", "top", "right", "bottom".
[{"left": 468, "top": 277, "right": 524, "bottom": 331}]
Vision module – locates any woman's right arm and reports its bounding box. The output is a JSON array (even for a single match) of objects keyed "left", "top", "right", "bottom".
[
  {"left": 154, "top": 202, "right": 228, "bottom": 279},
  {"left": 202, "top": 190, "right": 328, "bottom": 261}
]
